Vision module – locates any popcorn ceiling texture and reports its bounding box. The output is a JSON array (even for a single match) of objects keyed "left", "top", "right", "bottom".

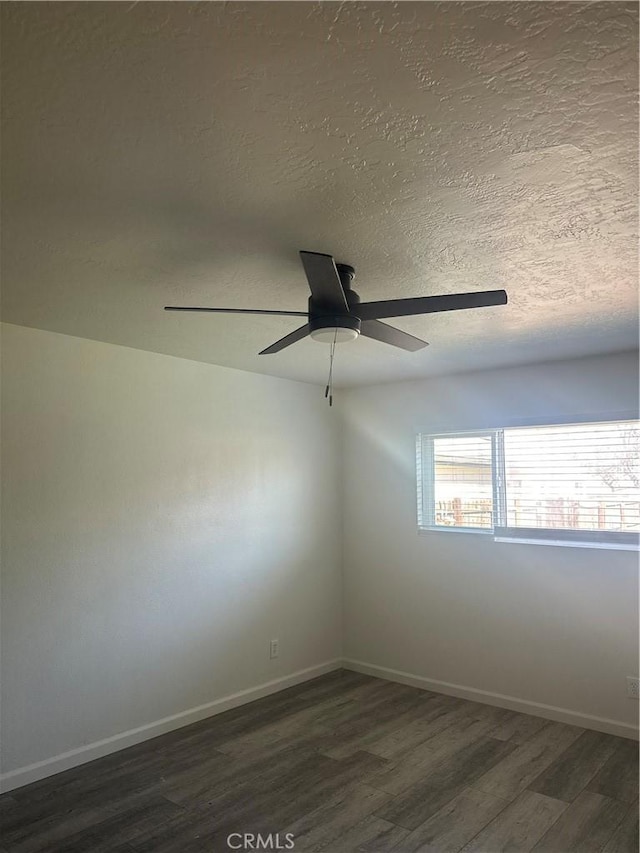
[{"left": 1, "top": 2, "right": 637, "bottom": 386}]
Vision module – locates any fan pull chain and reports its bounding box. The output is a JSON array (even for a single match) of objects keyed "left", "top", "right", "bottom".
[{"left": 324, "top": 329, "right": 338, "bottom": 406}]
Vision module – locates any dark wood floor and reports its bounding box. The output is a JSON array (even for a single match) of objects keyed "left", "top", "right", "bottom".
[{"left": 1, "top": 670, "right": 638, "bottom": 852}]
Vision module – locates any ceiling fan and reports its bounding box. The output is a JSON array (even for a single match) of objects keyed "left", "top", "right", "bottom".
[{"left": 165, "top": 251, "right": 508, "bottom": 355}]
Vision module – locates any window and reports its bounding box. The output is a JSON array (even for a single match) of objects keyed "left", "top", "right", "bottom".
[{"left": 417, "top": 419, "right": 640, "bottom": 548}]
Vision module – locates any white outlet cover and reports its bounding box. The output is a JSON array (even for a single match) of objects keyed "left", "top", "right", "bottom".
[{"left": 626, "top": 676, "right": 639, "bottom": 699}]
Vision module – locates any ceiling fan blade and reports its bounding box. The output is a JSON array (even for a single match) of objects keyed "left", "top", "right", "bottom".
[
  {"left": 360, "top": 320, "right": 429, "bottom": 351},
  {"left": 299, "top": 251, "right": 349, "bottom": 312},
  {"left": 259, "top": 324, "right": 311, "bottom": 355},
  {"left": 164, "top": 306, "right": 307, "bottom": 316},
  {"left": 357, "top": 290, "right": 508, "bottom": 321}
]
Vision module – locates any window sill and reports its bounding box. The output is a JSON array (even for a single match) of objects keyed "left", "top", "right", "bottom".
[
  {"left": 494, "top": 536, "right": 639, "bottom": 551},
  {"left": 418, "top": 526, "right": 493, "bottom": 536},
  {"left": 418, "top": 527, "right": 639, "bottom": 551}
]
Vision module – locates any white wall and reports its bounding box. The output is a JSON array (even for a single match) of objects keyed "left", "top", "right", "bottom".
[
  {"left": 1, "top": 323, "right": 342, "bottom": 780},
  {"left": 2, "top": 330, "right": 637, "bottom": 790},
  {"left": 341, "top": 352, "right": 639, "bottom": 733}
]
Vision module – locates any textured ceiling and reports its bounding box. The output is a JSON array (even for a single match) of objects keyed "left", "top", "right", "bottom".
[{"left": 1, "top": 2, "right": 638, "bottom": 387}]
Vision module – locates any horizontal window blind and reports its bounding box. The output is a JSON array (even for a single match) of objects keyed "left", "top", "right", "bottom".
[
  {"left": 418, "top": 418, "right": 640, "bottom": 548},
  {"left": 429, "top": 434, "right": 494, "bottom": 529},
  {"left": 502, "top": 422, "right": 639, "bottom": 535}
]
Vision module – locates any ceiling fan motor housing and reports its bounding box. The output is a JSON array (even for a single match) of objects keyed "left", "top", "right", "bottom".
[{"left": 309, "top": 263, "right": 362, "bottom": 343}]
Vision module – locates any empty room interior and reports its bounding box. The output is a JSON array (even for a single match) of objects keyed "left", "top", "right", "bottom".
[{"left": 1, "top": 2, "right": 639, "bottom": 852}]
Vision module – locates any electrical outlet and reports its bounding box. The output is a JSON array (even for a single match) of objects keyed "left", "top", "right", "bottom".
[
  {"left": 269, "top": 638, "right": 279, "bottom": 660},
  {"left": 626, "top": 677, "right": 639, "bottom": 699}
]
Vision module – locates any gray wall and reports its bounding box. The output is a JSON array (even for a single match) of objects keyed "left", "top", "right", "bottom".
[
  {"left": 1, "top": 323, "right": 342, "bottom": 777},
  {"left": 341, "top": 352, "right": 639, "bottom": 731}
]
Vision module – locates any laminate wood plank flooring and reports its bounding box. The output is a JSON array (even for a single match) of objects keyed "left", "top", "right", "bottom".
[
  {"left": 374, "top": 737, "right": 517, "bottom": 829},
  {"left": 391, "top": 787, "right": 508, "bottom": 853},
  {"left": 528, "top": 730, "right": 619, "bottom": 803},
  {"left": 366, "top": 696, "right": 468, "bottom": 760},
  {"left": 283, "top": 784, "right": 391, "bottom": 850},
  {"left": 1, "top": 671, "right": 637, "bottom": 853},
  {"left": 586, "top": 739, "right": 639, "bottom": 804},
  {"left": 459, "top": 791, "right": 567, "bottom": 852},
  {"left": 487, "top": 711, "right": 548, "bottom": 745},
  {"left": 531, "top": 791, "right": 629, "bottom": 853},
  {"left": 602, "top": 805, "right": 640, "bottom": 853},
  {"left": 369, "top": 706, "right": 517, "bottom": 798},
  {"left": 471, "top": 722, "right": 583, "bottom": 801},
  {"left": 316, "top": 816, "right": 409, "bottom": 853}
]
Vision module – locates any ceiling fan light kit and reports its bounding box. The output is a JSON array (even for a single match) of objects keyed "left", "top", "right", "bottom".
[
  {"left": 165, "top": 250, "right": 508, "bottom": 358},
  {"left": 309, "top": 322, "right": 360, "bottom": 344}
]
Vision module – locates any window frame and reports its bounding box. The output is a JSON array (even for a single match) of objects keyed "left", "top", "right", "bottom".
[
  {"left": 418, "top": 429, "right": 498, "bottom": 535},
  {"left": 417, "top": 415, "right": 640, "bottom": 550}
]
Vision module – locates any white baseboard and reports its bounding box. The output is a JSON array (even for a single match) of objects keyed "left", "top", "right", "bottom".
[
  {"left": 0, "top": 659, "right": 342, "bottom": 793},
  {"left": 5, "top": 656, "right": 636, "bottom": 793},
  {"left": 343, "top": 658, "right": 639, "bottom": 741}
]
